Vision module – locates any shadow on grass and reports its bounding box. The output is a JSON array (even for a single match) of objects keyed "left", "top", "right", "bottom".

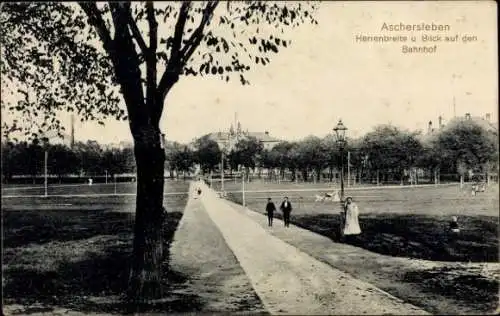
[
  {"left": 403, "top": 266, "right": 499, "bottom": 314},
  {"left": 226, "top": 192, "right": 498, "bottom": 262},
  {"left": 278, "top": 212, "right": 498, "bottom": 263},
  {"left": 3, "top": 208, "right": 205, "bottom": 314},
  {"left": 2, "top": 208, "right": 134, "bottom": 248}
]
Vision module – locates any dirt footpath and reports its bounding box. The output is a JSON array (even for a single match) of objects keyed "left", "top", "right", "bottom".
[
  {"left": 198, "top": 182, "right": 428, "bottom": 315},
  {"left": 168, "top": 183, "right": 266, "bottom": 314}
]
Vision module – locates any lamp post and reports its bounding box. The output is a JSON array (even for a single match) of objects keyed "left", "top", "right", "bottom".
[
  {"left": 41, "top": 133, "right": 57, "bottom": 198},
  {"left": 44, "top": 150, "right": 48, "bottom": 197},
  {"left": 221, "top": 149, "right": 225, "bottom": 193},
  {"left": 333, "top": 119, "right": 348, "bottom": 202},
  {"left": 221, "top": 130, "right": 234, "bottom": 195}
]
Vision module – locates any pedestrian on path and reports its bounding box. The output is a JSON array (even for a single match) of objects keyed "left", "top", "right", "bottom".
[
  {"left": 194, "top": 186, "right": 202, "bottom": 199},
  {"left": 448, "top": 216, "right": 460, "bottom": 235},
  {"left": 280, "top": 196, "right": 293, "bottom": 227},
  {"left": 341, "top": 196, "right": 361, "bottom": 241},
  {"left": 265, "top": 197, "right": 276, "bottom": 227}
]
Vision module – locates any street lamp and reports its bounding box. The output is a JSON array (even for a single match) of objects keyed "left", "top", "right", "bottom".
[
  {"left": 220, "top": 129, "right": 234, "bottom": 195},
  {"left": 40, "top": 133, "right": 57, "bottom": 198},
  {"left": 333, "top": 119, "right": 348, "bottom": 202},
  {"left": 221, "top": 148, "right": 225, "bottom": 194}
]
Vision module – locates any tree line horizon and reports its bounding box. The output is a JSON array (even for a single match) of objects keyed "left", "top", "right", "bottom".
[{"left": 3, "top": 118, "right": 497, "bottom": 184}]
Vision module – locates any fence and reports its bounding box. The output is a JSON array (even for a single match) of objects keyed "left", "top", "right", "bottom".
[
  {"left": 3, "top": 174, "right": 135, "bottom": 185},
  {"left": 2, "top": 173, "right": 209, "bottom": 185},
  {"left": 200, "top": 172, "right": 495, "bottom": 189}
]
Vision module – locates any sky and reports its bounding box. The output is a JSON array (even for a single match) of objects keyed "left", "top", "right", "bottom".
[{"left": 3, "top": 1, "right": 498, "bottom": 144}]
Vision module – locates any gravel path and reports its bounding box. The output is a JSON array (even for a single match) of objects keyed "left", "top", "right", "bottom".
[
  {"left": 198, "top": 181, "right": 428, "bottom": 315},
  {"left": 168, "top": 182, "right": 266, "bottom": 314}
]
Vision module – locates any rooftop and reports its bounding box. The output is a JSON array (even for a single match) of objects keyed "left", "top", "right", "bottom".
[{"left": 420, "top": 112, "right": 498, "bottom": 144}]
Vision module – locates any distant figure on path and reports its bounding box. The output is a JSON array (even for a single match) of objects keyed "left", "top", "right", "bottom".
[
  {"left": 447, "top": 216, "right": 460, "bottom": 244},
  {"left": 471, "top": 184, "right": 477, "bottom": 196},
  {"left": 88, "top": 178, "right": 93, "bottom": 186},
  {"left": 194, "top": 186, "right": 202, "bottom": 199},
  {"left": 265, "top": 197, "right": 276, "bottom": 227},
  {"left": 449, "top": 216, "right": 460, "bottom": 234},
  {"left": 341, "top": 196, "right": 361, "bottom": 240},
  {"left": 280, "top": 196, "right": 293, "bottom": 227}
]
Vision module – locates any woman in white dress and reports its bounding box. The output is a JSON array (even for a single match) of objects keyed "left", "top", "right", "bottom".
[{"left": 341, "top": 196, "right": 361, "bottom": 240}]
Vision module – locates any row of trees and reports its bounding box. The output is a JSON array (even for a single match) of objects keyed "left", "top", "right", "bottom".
[
  {"left": 171, "top": 120, "right": 498, "bottom": 184},
  {"left": 1, "top": 139, "right": 135, "bottom": 182},
  {"left": 3, "top": 119, "right": 497, "bottom": 185}
]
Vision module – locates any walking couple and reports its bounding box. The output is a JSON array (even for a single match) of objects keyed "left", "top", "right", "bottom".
[{"left": 265, "top": 196, "right": 292, "bottom": 227}]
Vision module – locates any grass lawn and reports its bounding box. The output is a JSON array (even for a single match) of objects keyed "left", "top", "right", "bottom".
[
  {"left": 2, "top": 180, "right": 192, "bottom": 315},
  {"left": 223, "top": 181, "right": 499, "bottom": 314},
  {"left": 222, "top": 181, "right": 499, "bottom": 262},
  {"left": 1, "top": 180, "right": 189, "bottom": 197}
]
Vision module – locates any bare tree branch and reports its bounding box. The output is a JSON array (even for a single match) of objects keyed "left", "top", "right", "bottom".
[
  {"left": 126, "top": 6, "right": 148, "bottom": 55},
  {"left": 156, "top": 1, "right": 191, "bottom": 104},
  {"left": 108, "top": 2, "right": 146, "bottom": 125},
  {"left": 146, "top": 1, "right": 161, "bottom": 124},
  {"left": 79, "top": 3, "right": 114, "bottom": 54},
  {"left": 146, "top": 2, "right": 157, "bottom": 55},
  {"left": 180, "top": 1, "right": 219, "bottom": 64},
  {"left": 170, "top": 1, "right": 191, "bottom": 62}
]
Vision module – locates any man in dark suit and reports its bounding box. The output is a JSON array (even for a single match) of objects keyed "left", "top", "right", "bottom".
[
  {"left": 280, "top": 196, "right": 293, "bottom": 227},
  {"left": 265, "top": 197, "right": 276, "bottom": 227}
]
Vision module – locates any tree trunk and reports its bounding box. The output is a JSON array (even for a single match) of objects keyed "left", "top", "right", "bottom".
[{"left": 128, "top": 127, "right": 166, "bottom": 301}]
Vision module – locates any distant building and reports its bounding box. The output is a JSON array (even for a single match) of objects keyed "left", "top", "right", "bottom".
[
  {"left": 426, "top": 112, "right": 497, "bottom": 135},
  {"left": 421, "top": 112, "right": 498, "bottom": 144},
  {"left": 204, "top": 119, "right": 281, "bottom": 151},
  {"left": 104, "top": 141, "right": 134, "bottom": 150},
  {"left": 449, "top": 112, "right": 497, "bottom": 135},
  {"left": 40, "top": 130, "right": 73, "bottom": 147},
  {"left": 420, "top": 112, "right": 498, "bottom": 182},
  {"left": 39, "top": 114, "right": 76, "bottom": 148}
]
